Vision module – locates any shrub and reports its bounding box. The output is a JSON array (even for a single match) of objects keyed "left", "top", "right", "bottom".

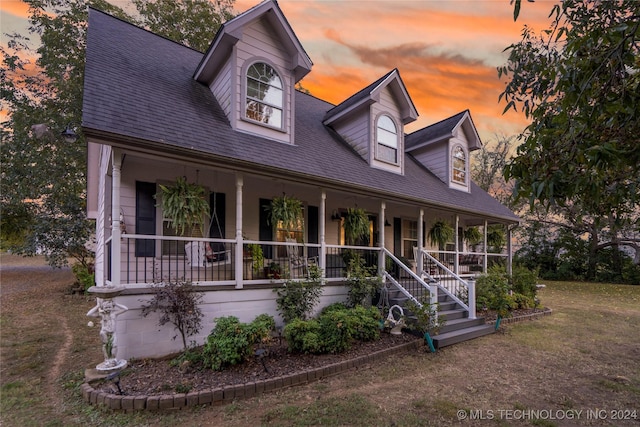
[
  {"left": 511, "top": 293, "right": 536, "bottom": 310},
  {"left": 72, "top": 262, "right": 95, "bottom": 292},
  {"left": 405, "top": 298, "right": 445, "bottom": 335},
  {"left": 510, "top": 266, "right": 538, "bottom": 298},
  {"left": 345, "top": 255, "right": 382, "bottom": 307},
  {"left": 475, "top": 268, "right": 513, "bottom": 317},
  {"left": 284, "top": 318, "right": 322, "bottom": 354},
  {"left": 140, "top": 279, "right": 204, "bottom": 350},
  {"left": 275, "top": 264, "right": 323, "bottom": 323},
  {"left": 284, "top": 305, "right": 381, "bottom": 354},
  {"left": 203, "top": 314, "right": 275, "bottom": 371}
]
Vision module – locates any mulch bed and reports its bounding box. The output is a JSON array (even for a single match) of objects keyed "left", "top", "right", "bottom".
[{"left": 94, "top": 332, "right": 420, "bottom": 396}]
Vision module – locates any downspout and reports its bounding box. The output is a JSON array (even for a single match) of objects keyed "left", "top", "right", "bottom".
[
  {"left": 320, "top": 190, "right": 326, "bottom": 276},
  {"left": 235, "top": 173, "right": 243, "bottom": 289},
  {"left": 110, "top": 149, "right": 122, "bottom": 287},
  {"left": 483, "top": 219, "right": 488, "bottom": 273},
  {"left": 379, "top": 202, "right": 386, "bottom": 275},
  {"left": 507, "top": 225, "right": 513, "bottom": 276},
  {"left": 454, "top": 215, "right": 460, "bottom": 275},
  {"left": 418, "top": 209, "right": 424, "bottom": 274}
]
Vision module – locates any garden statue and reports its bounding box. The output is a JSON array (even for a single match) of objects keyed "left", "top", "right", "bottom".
[{"left": 87, "top": 297, "right": 128, "bottom": 371}]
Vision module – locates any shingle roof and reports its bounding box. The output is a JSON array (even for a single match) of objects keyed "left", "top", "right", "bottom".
[
  {"left": 82, "top": 9, "right": 519, "bottom": 223},
  {"left": 405, "top": 110, "right": 468, "bottom": 150}
]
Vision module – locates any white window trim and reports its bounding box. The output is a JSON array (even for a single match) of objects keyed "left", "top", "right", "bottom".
[
  {"left": 241, "top": 59, "right": 287, "bottom": 132},
  {"left": 451, "top": 144, "right": 468, "bottom": 187},
  {"left": 374, "top": 113, "right": 400, "bottom": 165}
]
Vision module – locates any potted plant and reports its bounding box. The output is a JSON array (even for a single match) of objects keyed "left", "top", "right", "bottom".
[
  {"left": 264, "top": 195, "right": 304, "bottom": 239},
  {"left": 157, "top": 176, "right": 209, "bottom": 237},
  {"left": 265, "top": 262, "right": 282, "bottom": 279},
  {"left": 428, "top": 219, "right": 454, "bottom": 251},
  {"left": 343, "top": 207, "right": 369, "bottom": 246},
  {"left": 246, "top": 243, "right": 264, "bottom": 275},
  {"left": 463, "top": 226, "right": 482, "bottom": 250}
]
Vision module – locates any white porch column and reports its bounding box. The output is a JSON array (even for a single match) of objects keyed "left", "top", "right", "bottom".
[
  {"left": 418, "top": 209, "right": 424, "bottom": 274},
  {"left": 379, "top": 202, "right": 386, "bottom": 274},
  {"left": 235, "top": 174, "right": 244, "bottom": 289},
  {"left": 454, "top": 215, "right": 460, "bottom": 275},
  {"left": 110, "top": 150, "right": 122, "bottom": 287},
  {"left": 483, "top": 219, "right": 489, "bottom": 272},
  {"left": 320, "top": 190, "right": 326, "bottom": 275},
  {"left": 507, "top": 225, "right": 513, "bottom": 275}
]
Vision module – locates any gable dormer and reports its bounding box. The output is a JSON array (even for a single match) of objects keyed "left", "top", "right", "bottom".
[
  {"left": 406, "top": 110, "right": 482, "bottom": 192},
  {"left": 323, "top": 69, "right": 418, "bottom": 175},
  {"left": 193, "top": 0, "right": 312, "bottom": 144}
]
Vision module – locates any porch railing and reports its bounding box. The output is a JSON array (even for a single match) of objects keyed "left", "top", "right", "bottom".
[
  {"left": 383, "top": 248, "right": 434, "bottom": 307},
  {"left": 416, "top": 248, "right": 476, "bottom": 319}
]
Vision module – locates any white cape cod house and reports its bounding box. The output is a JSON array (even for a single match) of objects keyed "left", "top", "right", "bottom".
[{"left": 83, "top": 0, "right": 519, "bottom": 359}]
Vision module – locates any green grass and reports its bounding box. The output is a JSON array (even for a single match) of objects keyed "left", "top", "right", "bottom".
[{"left": 2, "top": 258, "right": 639, "bottom": 427}]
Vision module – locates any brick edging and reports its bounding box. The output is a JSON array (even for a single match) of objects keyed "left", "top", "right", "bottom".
[
  {"left": 81, "top": 338, "right": 423, "bottom": 412},
  {"left": 486, "top": 307, "right": 554, "bottom": 325}
]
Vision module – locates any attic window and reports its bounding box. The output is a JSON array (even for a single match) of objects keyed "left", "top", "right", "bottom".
[
  {"left": 376, "top": 115, "right": 398, "bottom": 164},
  {"left": 452, "top": 145, "right": 467, "bottom": 185},
  {"left": 245, "top": 62, "right": 283, "bottom": 128}
]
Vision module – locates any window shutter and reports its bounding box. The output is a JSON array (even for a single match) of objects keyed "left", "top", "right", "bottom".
[
  {"left": 393, "top": 217, "right": 402, "bottom": 257},
  {"left": 307, "top": 205, "right": 319, "bottom": 258},
  {"left": 209, "top": 192, "right": 226, "bottom": 253},
  {"left": 259, "top": 198, "right": 273, "bottom": 259},
  {"left": 135, "top": 181, "right": 156, "bottom": 257}
]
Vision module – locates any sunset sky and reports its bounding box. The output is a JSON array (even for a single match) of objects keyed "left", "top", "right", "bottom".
[{"left": 1, "top": 0, "right": 556, "bottom": 140}]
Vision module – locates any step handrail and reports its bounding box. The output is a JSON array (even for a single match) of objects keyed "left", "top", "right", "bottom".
[
  {"left": 416, "top": 248, "right": 476, "bottom": 319},
  {"left": 382, "top": 248, "right": 435, "bottom": 308}
]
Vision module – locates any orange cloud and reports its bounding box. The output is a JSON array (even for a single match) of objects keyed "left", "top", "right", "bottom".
[{"left": 0, "top": 0, "right": 31, "bottom": 19}]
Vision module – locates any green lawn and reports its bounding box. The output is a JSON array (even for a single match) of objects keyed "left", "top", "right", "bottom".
[{"left": 1, "top": 254, "right": 638, "bottom": 426}]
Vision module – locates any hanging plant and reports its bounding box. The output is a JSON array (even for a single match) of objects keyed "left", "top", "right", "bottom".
[
  {"left": 264, "top": 195, "right": 304, "bottom": 239},
  {"left": 463, "top": 227, "right": 483, "bottom": 247},
  {"left": 428, "top": 219, "right": 454, "bottom": 251},
  {"left": 487, "top": 225, "right": 506, "bottom": 253},
  {"left": 344, "top": 207, "right": 370, "bottom": 246},
  {"left": 156, "top": 176, "right": 209, "bottom": 237}
]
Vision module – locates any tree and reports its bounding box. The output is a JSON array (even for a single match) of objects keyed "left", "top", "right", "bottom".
[
  {"left": 472, "top": 133, "right": 516, "bottom": 207},
  {"left": 499, "top": 0, "right": 640, "bottom": 280},
  {"left": 133, "top": 0, "right": 235, "bottom": 52},
  {"left": 1, "top": 0, "right": 235, "bottom": 268}
]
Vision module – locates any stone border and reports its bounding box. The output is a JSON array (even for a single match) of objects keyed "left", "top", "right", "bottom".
[
  {"left": 81, "top": 339, "right": 422, "bottom": 412},
  {"left": 486, "top": 307, "right": 554, "bottom": 326}
]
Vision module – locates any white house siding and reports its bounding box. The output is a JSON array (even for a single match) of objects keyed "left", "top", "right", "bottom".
[
  {"left": 331, "top": 110, "right": 370, "bottom": 161},
  {"left": 112, "top": 284, "right": 349, "bottom": 359},
  {"left": 210, "top": 58, "right": 233, "bottom": 118},
  {"left": 370, "top": 87, "right": 404, "bottom": 174},
  {"left": 411, "top": 143, "right": 448, "bottom": 184},
  {"left": 234, "top": 17, "right": 293, "bottom": 144}
]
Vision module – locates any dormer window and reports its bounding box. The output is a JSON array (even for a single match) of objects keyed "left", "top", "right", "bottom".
[
  {"left": 452, "top": 145, "right": 467, "bottom": 185},
  {"left": 376, "top": 115, "right": 398, "bottom": 164},
  {"left": 245, "top": 62, "right": 283, "bottom": 128}
]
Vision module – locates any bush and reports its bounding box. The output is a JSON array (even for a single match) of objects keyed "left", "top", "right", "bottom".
[
  {"left": 284, "top": 318, "right": 322, "bottom": 354},
  {"left": 345, "top": 255, "right": 382, "bottom": 307},
  {"left": 202, "top": 314, "right": 275, "bottom": 371},
  {"left": 510, "top": 266, "right": 538, "bottom": 297},
  {"left": 140, "top": 279, "right": 204, "bottom": 350},
  {"left": 284, "top": 305, "right": 381, "bottom": 354},
  {"left": 476, "top": 268, "right": 513, "bottom": 317},
  {"left": 275, "top": 264, "right": 323, "bottom": 323},
  {"left": 72, "top": 262, "right": 95, "bottom": 292}
]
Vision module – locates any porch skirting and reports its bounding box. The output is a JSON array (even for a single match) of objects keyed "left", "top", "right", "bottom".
[{"left": 105, "top": 282, "right": 350, "bottom": 361}]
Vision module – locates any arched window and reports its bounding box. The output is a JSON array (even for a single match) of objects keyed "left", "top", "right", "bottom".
[
  {"left": 376, "top": 115, "right": 398, "bottom": 163},
  {"left": 452, "top": 145, "right": 467, "bottom": 184},
  {"left": 245, "top": 62, "right": 283, "bottom": 128}
]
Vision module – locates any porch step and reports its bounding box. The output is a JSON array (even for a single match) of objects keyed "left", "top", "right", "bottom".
[
  {"left": 432, "top": 324, "right": 495, "bottom": 349},
  {"left": 438, "top": 308, "right": 467, "bottom": 321},
  {"left": 437, "top": 317, "right": 486, "bottom": 334}
]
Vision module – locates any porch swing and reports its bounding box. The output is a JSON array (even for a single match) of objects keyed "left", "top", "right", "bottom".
[{"left": 185, "top": 187, "right": 231, "bottom": 268}]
